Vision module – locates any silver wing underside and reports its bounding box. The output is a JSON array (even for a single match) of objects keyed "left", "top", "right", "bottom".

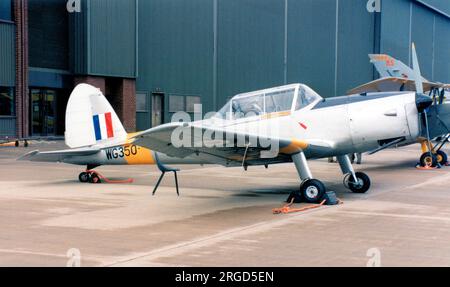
[{"left": 132, "top": 123, "right": 334, "bottom": 167}]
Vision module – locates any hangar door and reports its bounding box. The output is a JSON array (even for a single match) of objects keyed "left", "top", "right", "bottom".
[{"left": 136, "top": 92, "right": 164, "bottom": 131}]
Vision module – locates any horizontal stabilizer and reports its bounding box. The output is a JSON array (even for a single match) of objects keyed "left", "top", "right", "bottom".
[{"left": 18, "top": 147, "right": 100, "bottom": 162}]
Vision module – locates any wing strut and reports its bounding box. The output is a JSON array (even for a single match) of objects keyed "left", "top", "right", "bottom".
[{"left": 241, "top": 143, "right": 251, "bottom": 171}]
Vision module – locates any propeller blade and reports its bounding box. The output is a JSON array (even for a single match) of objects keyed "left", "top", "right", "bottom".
[
  {"left": 411, "top": 43, "right": 424, "bottom": 94},
  {"left": 416, "top": 94, "right": 433, "bottom": 113}
]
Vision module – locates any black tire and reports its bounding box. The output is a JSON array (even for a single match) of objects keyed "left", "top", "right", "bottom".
[
  {"left": 420, "top": 152, "right": 438, "bottom": 167},
  {"left": 300, "top": 179, "right": 326, "bottom": 204},
  {"left": 89, "top": 173, "right": 101, "bottom": 184},
  {"left": 78, "top": 172, "right": 89, "bottom": 183},
  {"left": 348, "top": 172, "right": 371, "bottom": 193},
  {"left": 436, "top": 150, "right": 448, "bottom": 165}
]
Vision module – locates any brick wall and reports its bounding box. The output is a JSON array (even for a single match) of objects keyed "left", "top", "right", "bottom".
[
  {"left": 121, "top": 79, "right": 136, "bottom": 132},
  {"left": 74, "top": 76, "right": 136, "bottom": 132},
  {"left": 74, "top": 76, "right": 106, "bottom": 95}
]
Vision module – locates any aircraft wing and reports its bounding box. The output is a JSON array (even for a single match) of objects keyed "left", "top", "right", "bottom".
[
  {"left": 132, "top": 122, "right": 334, "bottom": 167},
  {"left": 347, "top": 77, "right": 444, "bottom": 95},
  {"left": 18, "top": 147, "right": 100, "bottom": 162}
]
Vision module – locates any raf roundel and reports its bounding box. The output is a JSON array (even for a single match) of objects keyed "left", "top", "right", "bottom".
[{"left": 93, "top": 112, "right": 114, "bottom": 141}]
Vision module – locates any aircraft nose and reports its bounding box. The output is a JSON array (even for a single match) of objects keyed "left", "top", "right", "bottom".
[{"left": 416, "top": 93, "right": 433, "bottom": 112}]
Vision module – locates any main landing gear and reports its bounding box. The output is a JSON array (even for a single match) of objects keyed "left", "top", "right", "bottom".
[
  {"left": 300, "top": 179, "right": 326, "bottom": 204},
  {"left": 78, "top": 170, "right": 101, "bottom": 183},
  {"left": 290, "top": 153, "right": 370, "bottom": 203},
  {"left": 418, "top": 136, "right": 449, "bottom": 167},
  {"left": 78, "top": 165, "right": 102, "bottom": 184}
]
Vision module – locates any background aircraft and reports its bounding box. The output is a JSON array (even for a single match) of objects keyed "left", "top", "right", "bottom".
[
  {"left": 20, "top": 44, "right": 450, "bottom": 203},
  {"left": 348, "top": 49, "right": 450, "bottom": 166},
  {"left": 349, "top": 53, "right": 450, "bottom": 97},
  {"left": 367, "top": 52, "right": 450, "bottom": 105}
]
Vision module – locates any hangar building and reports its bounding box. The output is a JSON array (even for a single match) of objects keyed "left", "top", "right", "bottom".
[{"left": 1, "top": 0, "right": 450, "bottom": 138}]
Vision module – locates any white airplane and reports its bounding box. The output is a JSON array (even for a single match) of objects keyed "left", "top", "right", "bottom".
[{"left": 20, "top": 44, "right": 450, "bottom": 203}]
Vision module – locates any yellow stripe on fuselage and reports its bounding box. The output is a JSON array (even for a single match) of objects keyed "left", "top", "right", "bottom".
[
  {"left": 122, "top": 144, "right": 156, "bottom": 165},
  {"left": 122, "top": 132, "right": 156, "bottom": 165},
  {"left": 279, "top": 139, "right": 309, "bottom": 154}
]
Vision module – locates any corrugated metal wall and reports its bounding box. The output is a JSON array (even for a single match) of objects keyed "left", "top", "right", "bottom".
[
  {"left": 381, "top": 0, "right": 450, "bottom": 82},
  {"left": 28, "top": 0, "right": 69, "bottom": 70},
  {"left": 88, "top": 0, "right": 137, "bottom": 78},
  {"left": 287, "top": 0, "right": 337, "bottom": 98},
  {"left": 136, "top": 0, "right": 378, "bottom": 127},
  {"left": 434, "top": 13, "right": 450, "bottom": 83},
  {"left": 337, "top": 0, "right": 376, "bottom": 97},
  {"left": 217, "top": 0, "right": 285, "bottom": 107},
  {"left": 0, "top": 22, "right": 16, "bottom": 137},
  {"left": 0, "top": 23, "right": 15, "bottom": 86},
  {"left": 70, "top": 0, "right": 138, "bottom": 78},
  {"left": 137, "top": 0, "right": 214, "bottom": 120},
  {"left": 416, "top": 0, "right": 450, "bottom": 16},
  {"left": 69, "top": 0, "right": 88, "bottom": 75},
  {"left": 288, "top": 0, "right": 376, "bottom": 98}
]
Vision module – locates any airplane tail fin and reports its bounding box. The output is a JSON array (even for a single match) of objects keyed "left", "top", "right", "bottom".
[
  {"left": 369, "top": 54, "right": 416, "bottom": 79},
  {"left": 65, "top": 84, "right": 128, "bottom": 148}
]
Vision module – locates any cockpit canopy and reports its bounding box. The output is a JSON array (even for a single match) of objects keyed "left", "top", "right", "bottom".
[{"left": 216, "top": 84, "right": 322, "bottom": 120}]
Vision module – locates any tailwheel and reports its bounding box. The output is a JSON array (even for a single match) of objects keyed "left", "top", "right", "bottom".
[
  {"left": 78, "top": 172, "right": 90, "bottom": 183},
  {"left": 346, "top": 172, "right": 371, "bottom": 194},
  {"left": 420, "top": 152, "right": 438, "bottom": 167},
  {"left": 436, "top": 150, "right": 448, "bottom": 166},
  {"left": 300, "top": 179, "right": 326, "bottom": 204},
  {"left": 88, "top": 172, "right": 102, "bottom": 184}
]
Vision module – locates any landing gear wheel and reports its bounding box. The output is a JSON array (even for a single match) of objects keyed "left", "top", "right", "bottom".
[
  {"left": 347, "top": 172, "right": 371, "bottom": 193},
  {"left": 300, "top": 179, "right": 326, "bottom": 204},
  {"left": 420, "top": 153, "right": 438, "bottom": 167},
  {"left": 436, "top": 150, "right": 448, "bottom": 166},
  {"left": 78, "top": 172, "right": 89, "bottom": 183},
  {"left": 89, "top": 173, "right": 101, "bottom": 184}
]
